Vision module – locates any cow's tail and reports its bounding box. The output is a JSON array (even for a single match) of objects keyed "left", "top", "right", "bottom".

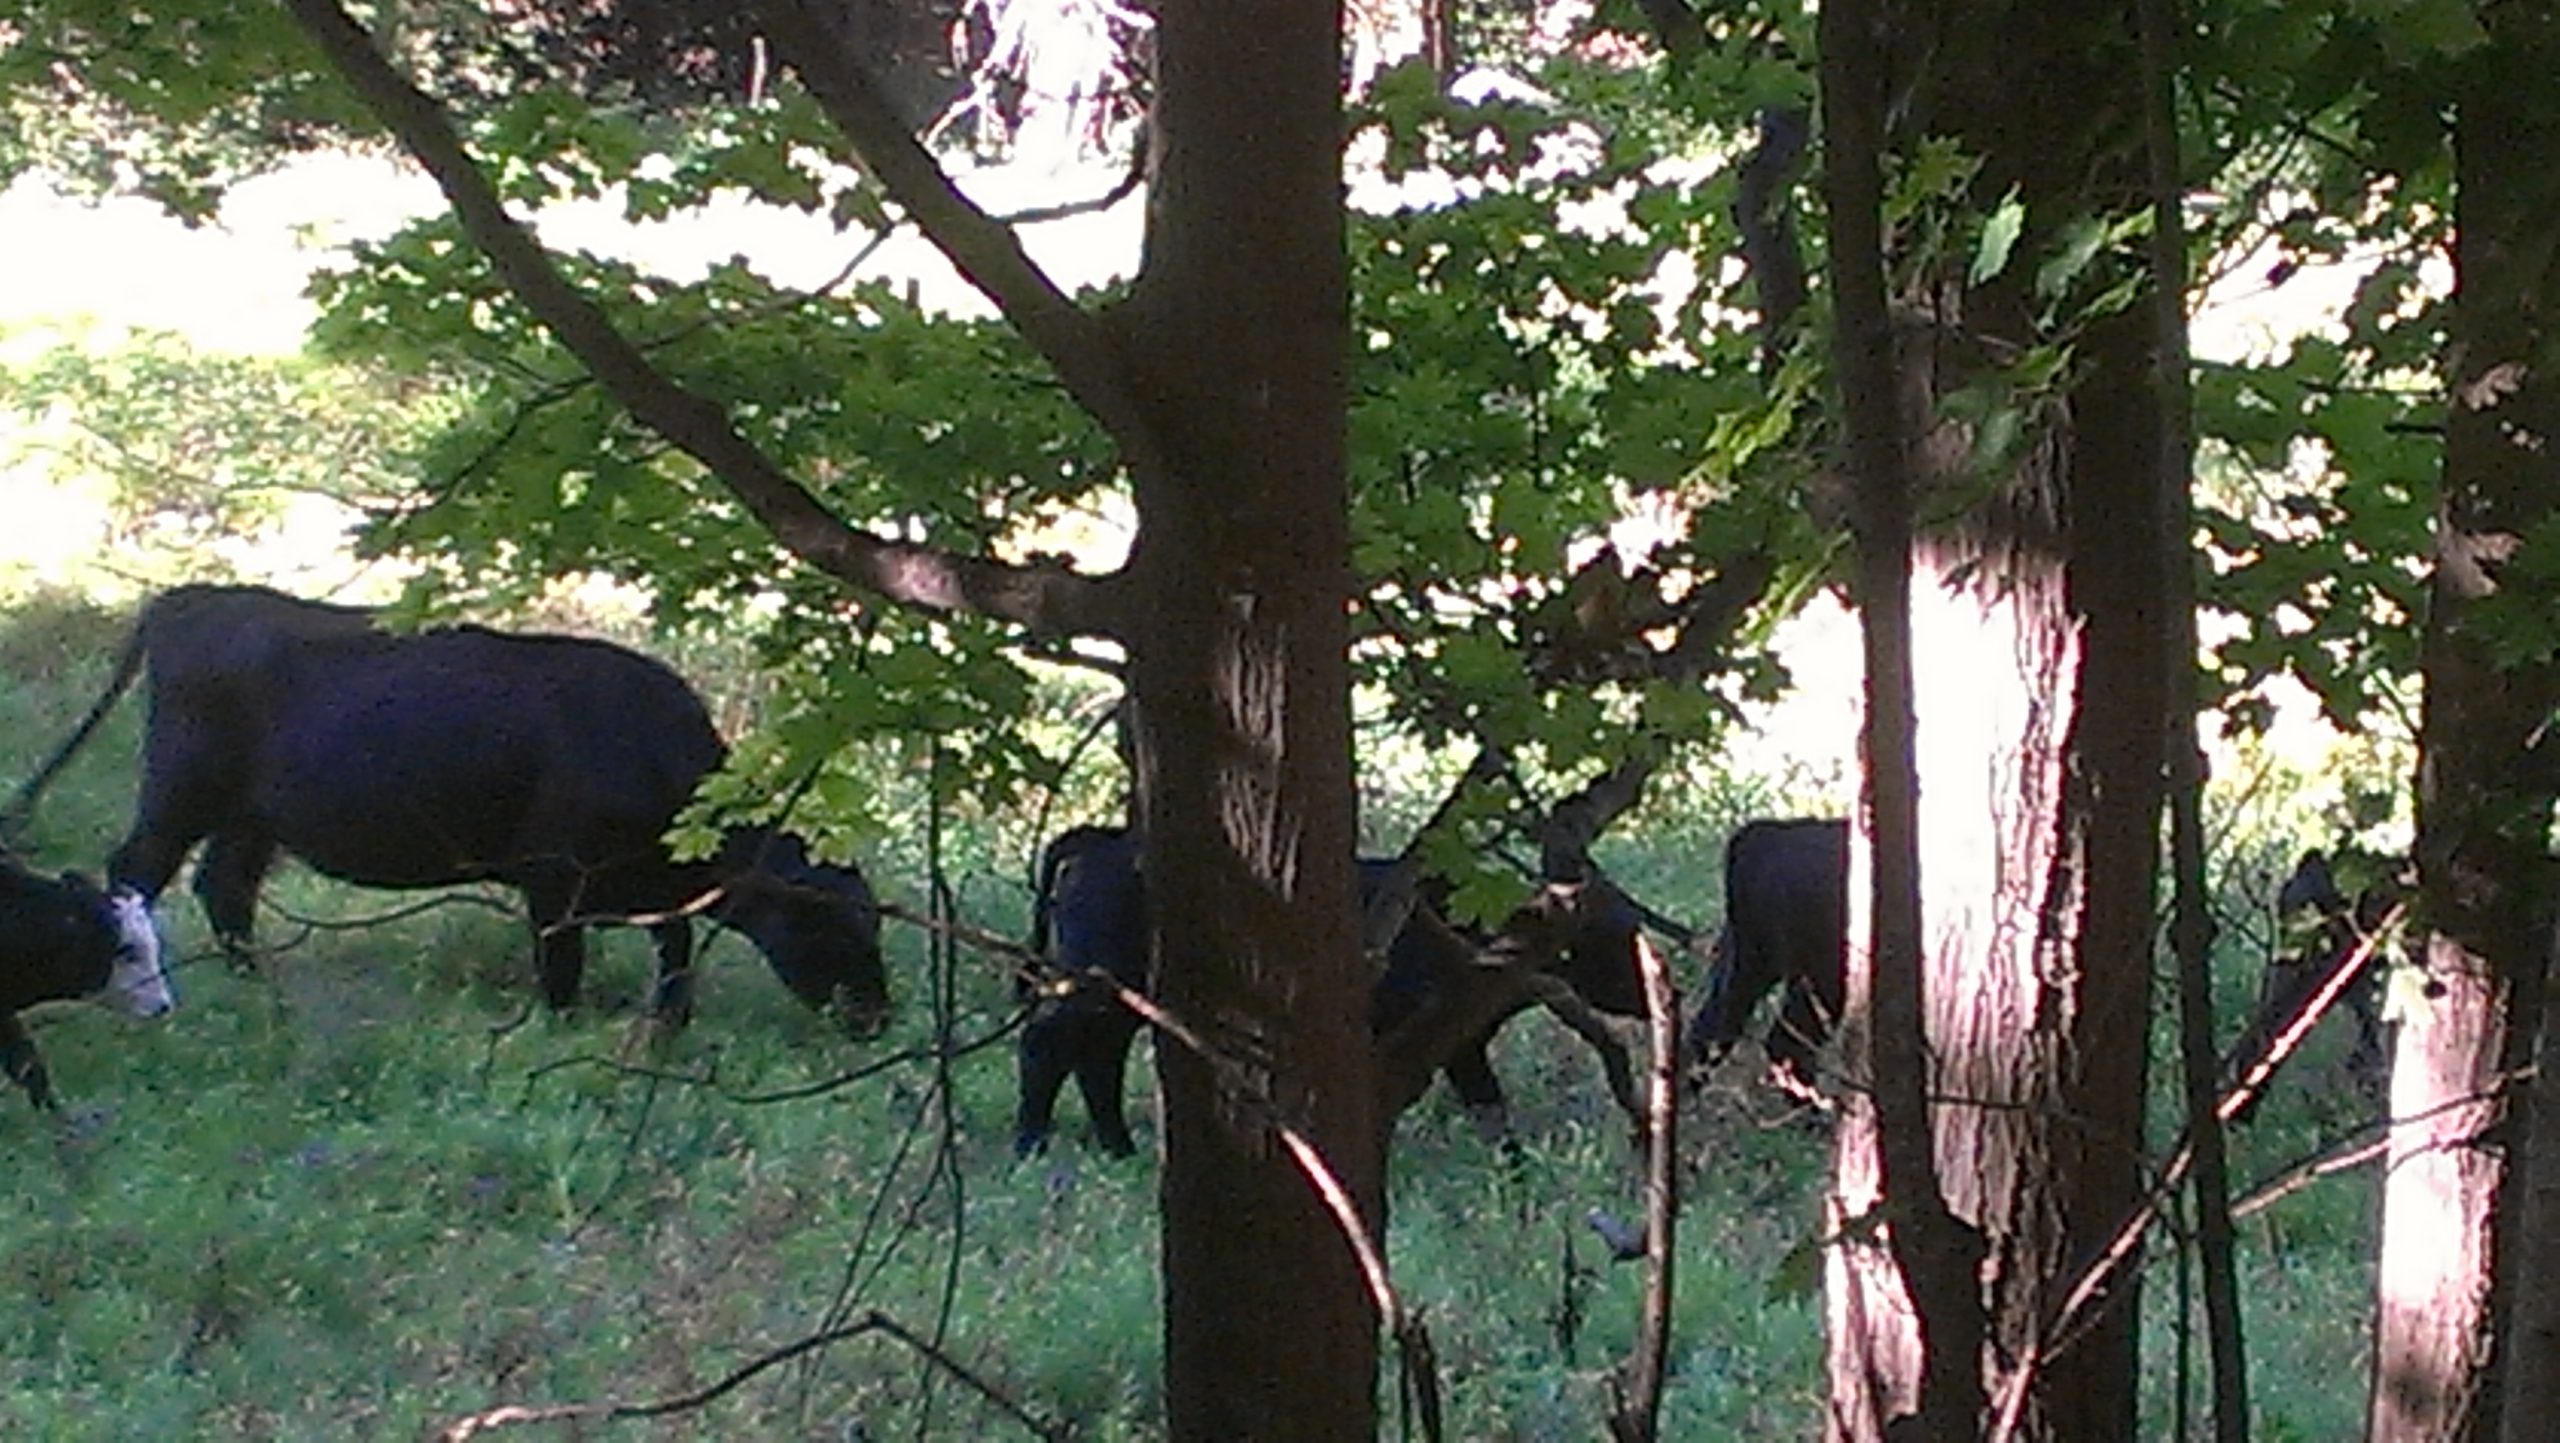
[{"left": 3, "top": 609, "right": 152, "bottom": 839}]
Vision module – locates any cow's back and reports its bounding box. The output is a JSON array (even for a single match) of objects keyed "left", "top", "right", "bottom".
[
  {"left": 217, "top": 617, "right": 726, "bottom": 902},
  {"left": 123, "top": 588, "right": 727, "bottom": 900}
]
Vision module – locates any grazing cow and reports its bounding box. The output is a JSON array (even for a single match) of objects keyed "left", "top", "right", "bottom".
[
  {"left": 1370, "top": 865, "right": 1647, "bottom": 1139},
  {"left": 1686, "top": 817, "right": 1848, "bottom": 1094},
  {"left": 0, "top": 856, "right": 174, "bottom": 1108},
  {"left": 1011, "top": 825, "right": 1647, "bottom": 1156},
  {"left": 11, "top": 585, "right": 886, "bottom": 1030}
]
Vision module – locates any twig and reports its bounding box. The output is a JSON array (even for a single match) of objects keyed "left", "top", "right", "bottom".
[
  {"left": 1606, "top": 931, "right": 1680, "bottom": 1442},
  {"left": 1995, "top": 904, "right": 2408, "bottom": 1433},
  {"left": 514, "top": 1008, "right": 1029, "bottom": 1106},
  {"left": 437, "top": 1309, "right": 1067, "bottom": 1440}
]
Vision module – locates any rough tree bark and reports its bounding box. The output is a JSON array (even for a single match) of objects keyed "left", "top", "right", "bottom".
[
  {"left": 1818, "top": 1, "right": 2167, "bottom": 1438},
  {"left": 2372, "top": 7, "right": 2560, "bottom": 1439},
  {"left": 1119, "top": 6, "right": 1378, "bottom": 1440},
  {"left": 1819, "top": 0, "right": 1988, "bottom": 1436}
]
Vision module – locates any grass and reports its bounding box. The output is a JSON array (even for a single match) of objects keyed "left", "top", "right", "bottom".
[{"left": 0, "top": 592, "right": 2382, "bottom": 1438}]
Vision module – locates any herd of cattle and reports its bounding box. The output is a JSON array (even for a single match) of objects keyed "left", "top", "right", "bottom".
[{"left": 0, "top": 584, "right": 2395, "bottom": 1149}]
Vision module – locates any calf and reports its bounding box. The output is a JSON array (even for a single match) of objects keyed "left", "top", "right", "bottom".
[
  {"left": 1014, "top": 826, "right": 1148, "bottom": 1156},
  {"left": 0, "top": 858, "right": 174, "bottom": 1108},
  {"left": 1685, "top": 817, "right": 1848, "bottom": 1095}
]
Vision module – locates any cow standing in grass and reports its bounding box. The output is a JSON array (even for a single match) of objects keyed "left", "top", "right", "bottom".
[
  {"left": 1013, "top": 824, "right": 1647, "bottom": 1155},
  {"left": 12, "top": 585, "right": 887, "bottom": 1031},
  {"left": 0, "top": 855, "right": 173, "bottom": 1108},
  {"left": 1686, "top": 817, "right": 1849, "bottom": 1098}
]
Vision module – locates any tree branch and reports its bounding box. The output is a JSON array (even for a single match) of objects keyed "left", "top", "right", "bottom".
[
  {"left": 749, "top": 0, "right": 1169, "bottom": 482},
  {"left": 281, "top": 0, "right": 1126, "bottom": 640},
  {"left": 437, "top": 1308, "right": 1067, "bottom": 1441}
]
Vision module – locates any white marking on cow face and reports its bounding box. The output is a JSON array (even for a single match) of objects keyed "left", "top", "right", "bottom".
[{"left": 100, "top": 888, "right": 174, "bottom": 1018}]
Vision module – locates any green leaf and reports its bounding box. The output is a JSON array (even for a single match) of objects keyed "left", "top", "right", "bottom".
[{"left": 1970, "top": 188, "right": 2025, "bottom": 286}]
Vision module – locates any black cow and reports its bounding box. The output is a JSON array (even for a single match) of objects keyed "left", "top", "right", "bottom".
[
  {"left": 1014, "top": 825, "right": 1148, "bottom": 1155},
  {"left": 2229, "top": 848, "right": 2397, "bottom": 1112},
  {"left": 1011, "top": 825, "right": 1646, "bottom": 1156},
  {"left": 12, "top": 585, "right": 886, "bottom": 1030},
  {"left": 1686, "top": 817, "right": 1848, "bottom": 1094},
  {"left": 0, "top": 856, "right": 174, "bottom": 1108}
]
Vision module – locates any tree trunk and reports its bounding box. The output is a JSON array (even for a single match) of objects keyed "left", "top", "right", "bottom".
[
  {"left": 1820, "top": 2, "right": 2166, "bottom": 1436},
  {"left": 2501, "top": 915, "right": 2560, "bottom": 1441},
  {"left": 2372, "top": 9, "right": 2560, "bottom": 1438},
  {"left": 1821, "top": 0, "right": 1988, "bottom": 1434},
  {"left": 1122, "top": 4, "right": 1378, "bottom": 1439}
]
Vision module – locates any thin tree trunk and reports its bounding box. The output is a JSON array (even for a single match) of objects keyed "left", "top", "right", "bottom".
[
  {"left": 2372, "top": 12, "right": 2560, "bottom": 1436},
  {"left": 1821, "top": 0, "right": 1987, "bottom": 1433},
  {"left": 2500, "top": 917, "right": 2560, "bottom": 1441},
  {"left": 2137, "top": 0, "right": 2247, "bottom": 1430},
  {"left": 1127, "top": 5, "right": 1377, "bottom": 1439}
]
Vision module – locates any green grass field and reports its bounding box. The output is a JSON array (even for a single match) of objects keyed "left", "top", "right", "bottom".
[{"left": 0, "top": 595, "right": 2378, "bottom": 1439}]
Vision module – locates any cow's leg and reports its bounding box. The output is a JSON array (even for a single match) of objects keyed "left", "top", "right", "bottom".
[
  {"left": 1766, "top": 982, "right": 1832, "bottom": 1107},
  {"left": 2346, "top": 977, "right": 2391, "bottom": 1104},
  {"left": 106, "top": 720, "right": 242, "bottom": 901},
  {"left": 646, "top": 920, "right": 695, "bottom": 1026},
  {"left": 192, "top": 830, "right": 275, "bottom": 973},
  {"left": 1440, "top": 1032, "right": 1515, "bottom": 1146},
  {"left": 1014, "top": 1007, "right": 1078, "bottom": 1156},
  {"left": 525, "top": 893, "right": 589, "bottom": 1012},
  {"left": 1074, "top": 1008, "right": 1147, "bottom": 1157},
  {"left": 1, "top": 1016, "right": 56, "bottom": 1110}
]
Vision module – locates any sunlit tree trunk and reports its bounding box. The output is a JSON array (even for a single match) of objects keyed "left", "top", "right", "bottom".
[
  {"left": 1122, "top": 4, "right": 1378, "bottom": 1438},
  {"left": 2371, "top": 9, "right": 2560, "bottom": 1439},
  {"left": 1820, "top": 1, "right": 2167, "bottom": 1437}
]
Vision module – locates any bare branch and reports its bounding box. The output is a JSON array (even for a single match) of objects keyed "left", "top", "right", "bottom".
[
  {"left": 1606, "top": 931, "right": 1681, "bottom": 1442},
  {"left": 1997, "top": 905, "right": 2411, "bottom": 1431},
  {"left": 280, "top": 0, "right": 1127, "bottom": 640},
  {"left": 437, "top": 1308, "right": 1067, "bottom": 1441}
]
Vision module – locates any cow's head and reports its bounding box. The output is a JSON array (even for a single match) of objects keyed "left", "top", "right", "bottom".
[
  {"left": 0, "top": 864, "right": 174, "bottom": 1018},
  {"left": 718, "top": 830, "right": 889, "bottom": 1034},
  {"left": 99, "top": 885, "right": 175, "bottom": 1018}
]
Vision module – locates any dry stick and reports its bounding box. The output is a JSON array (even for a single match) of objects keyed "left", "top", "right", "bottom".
[
  {"left": 1097, "top": 977, "right": 1446, "bottom": 1443},
  {"left": 1606, "top": 931, "right": 1681, "bottom": 1443},
  {"left": 1990, "top": 903, "right": 2405, "bottom": 1440},
  {"left": 436, "top": 1309, "right": 1067, "bottom": 1441},
  {"left": 2232, "top": 1135, "right": 2392, "bottom": 1222}
]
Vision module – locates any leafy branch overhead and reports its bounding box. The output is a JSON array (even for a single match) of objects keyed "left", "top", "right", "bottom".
[{"left": 221, "top": 5, "right": 1821, "bottom": 845}]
